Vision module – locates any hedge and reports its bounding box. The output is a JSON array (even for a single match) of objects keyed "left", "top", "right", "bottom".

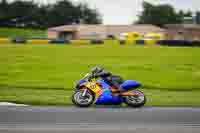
[
  {"left": 158, "top": 40, "right": 200, "bottom": 47},
  {"left": 50, "top": 39, "right": 70, "bottom": 44}
]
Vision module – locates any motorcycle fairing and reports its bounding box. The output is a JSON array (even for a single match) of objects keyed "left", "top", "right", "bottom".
[
  {"left": 120, "top": 80, "right": 141, "bottom": 91},
  {"left": 77, "top": 79, "right": 141, "bottom": 105},
  {"left": 95, "top": 80, "right": 123, "bottom": 105},
  {"left": 80, "top": 81, "right": 104, "bottom": 100}
]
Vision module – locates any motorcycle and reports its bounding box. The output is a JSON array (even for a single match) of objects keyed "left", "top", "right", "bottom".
[{"left": 72, "top": 73, "right": 146, "bottom": 107}]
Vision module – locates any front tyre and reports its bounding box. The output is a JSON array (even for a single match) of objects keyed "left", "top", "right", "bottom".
[
  {"left": 72, "top": 90, "right": 95, "bottom": 107},
  {"left": 124, "top": 90, "right": 146, "bottom": 108}
]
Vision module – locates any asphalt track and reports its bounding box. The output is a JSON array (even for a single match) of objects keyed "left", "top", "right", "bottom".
[{"left": 0, "top": 106, "right": 200, "bottom": 133}]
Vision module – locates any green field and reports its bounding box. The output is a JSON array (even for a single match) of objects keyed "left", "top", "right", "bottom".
[
  {"left": 0, "top": 27, "right": 46, "bottom": 38},
  {"left": 0, "top": 45, "right": 200, "bottom": 106}
]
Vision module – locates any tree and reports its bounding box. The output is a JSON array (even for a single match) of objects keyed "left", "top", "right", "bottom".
[
  {"left": 0, "top": 0, "right": 102, "bottom": 28},
  {"left": 0, "top": 0, "right": 9, "bottom": 20},
  {"left": 137, "top": 2, "right": 183, "bottom": 27},
  {"left": 8, "top": 1, "right": 39, "bottom": 27},
  {"left": 184, "top": 11, "right": 193, "bottom": 17},
  {"left": 196, "top": 11, "right": 200, "bottom": 24},
  {"left": 77, "top": 3, "right": 102, "bottom": 24},
  {"left": 46, "top": 1, "right": 102, "bottom": 26}
]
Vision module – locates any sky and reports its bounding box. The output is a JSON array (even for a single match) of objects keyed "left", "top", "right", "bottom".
[{"left": 8, "top": 0, "right": 200, "bottom": 24}]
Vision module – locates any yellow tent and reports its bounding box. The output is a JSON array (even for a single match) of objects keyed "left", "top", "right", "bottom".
[
  {"left": 127, "top": 32, "right": 142, "bottom": 45},
  {"left": 144, "top": 33, "right": 164, "bottom": 45},
  {"left": 0, "top": 38, "right": 11, "bottom": 44}
]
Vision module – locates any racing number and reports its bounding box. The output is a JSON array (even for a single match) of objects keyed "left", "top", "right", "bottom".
[{"left": 90, "top": 84, "right": 96, "bottom": 89}]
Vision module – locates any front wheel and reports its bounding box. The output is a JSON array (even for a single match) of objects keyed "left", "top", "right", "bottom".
[
  {"left": 72, "top": 90, "right": 95, "bottom": 107},
  {"left": 123, "top": 90, "right": 146, "bottom": 108}
]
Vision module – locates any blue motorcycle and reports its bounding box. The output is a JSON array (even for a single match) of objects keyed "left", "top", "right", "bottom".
[{"left": 72, "top": 73, "right": 146, "bottom": 107}]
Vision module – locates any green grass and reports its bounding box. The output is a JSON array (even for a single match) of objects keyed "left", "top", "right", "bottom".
[
  {"left": 0, "top": 27, "right": 46, "bottom": 38},
  {"left": 0, "top": 44, "right": 200, "bottom": 106}
]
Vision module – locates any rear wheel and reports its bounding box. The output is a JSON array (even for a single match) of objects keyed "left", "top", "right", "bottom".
[
  {"left": 124, "top": 90, "right": 146, "bottom": 108},
  {"left": 72, "top": 90, "right": 95, "bottom": 107}
]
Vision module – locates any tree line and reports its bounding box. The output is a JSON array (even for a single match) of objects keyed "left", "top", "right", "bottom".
[
  {"left": 1, "top": 0, "right": 200, "bottom": 29},
  {"left": 0, "top": 0, "right": 102, "bottom": 29},
  {"left": 137, "top": 2, "right": 200, "bottom": 27}
]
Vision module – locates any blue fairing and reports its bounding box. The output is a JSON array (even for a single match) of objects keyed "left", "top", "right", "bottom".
[
  {"left": 120, "top": 80, "right": 141, "bottom": 91},
  {"left": 99, "top": 79, "right": 110, "bottom": 90},
  {"left": 78, "top": 79, "right": 87, "bottom": 85},
  {"left": 95, "top": 80, "right": 123, "bottom": 105},
  {"left": 77, "top": 79, "right": 140, "bottom": 105}
]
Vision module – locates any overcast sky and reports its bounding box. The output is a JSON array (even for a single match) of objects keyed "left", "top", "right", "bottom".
[{"left": 8, "top": 0, "right": 200, "bottom": 24}]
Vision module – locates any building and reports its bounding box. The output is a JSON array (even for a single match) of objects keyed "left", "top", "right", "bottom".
[
  {"left": 47, "top": 24, "right": 165, "bottom": 40},
  {"left": 165, "top": 24, "right": 200, "bottom": 41}
]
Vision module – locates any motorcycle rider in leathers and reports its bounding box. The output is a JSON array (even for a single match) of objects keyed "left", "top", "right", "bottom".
[{"left": 91, "top": 66, "right": 125, "bottom": 92}]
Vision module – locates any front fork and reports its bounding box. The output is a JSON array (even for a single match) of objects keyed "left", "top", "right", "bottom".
[{"left": 81, "top": 88, "right": 88, "bottom": 97}]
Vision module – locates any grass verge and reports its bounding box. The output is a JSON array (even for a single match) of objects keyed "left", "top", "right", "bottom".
[
  {"left": 0, "top": 27, "right": 46, "bottom": 38},
  {"left": 0, "top": 44, "right": 200, "bottom": 106}
]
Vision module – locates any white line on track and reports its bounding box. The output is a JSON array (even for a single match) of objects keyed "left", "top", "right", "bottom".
[{"left": 0, "top": 102, "right": 29, "bottom": 106}]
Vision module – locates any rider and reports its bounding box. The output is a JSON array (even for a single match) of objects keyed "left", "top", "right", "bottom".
[{"left": 91, "top": 66, "right": 124, "bottom": 92}]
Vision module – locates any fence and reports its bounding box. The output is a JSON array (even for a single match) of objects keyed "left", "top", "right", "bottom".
[{"left": 0, "top": 37, "right": 200, "bottom": 47}]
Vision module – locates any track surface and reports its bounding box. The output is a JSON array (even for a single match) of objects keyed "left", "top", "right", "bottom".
[{"left": 0, "top": 106, "right": 200, "bottom": 133}]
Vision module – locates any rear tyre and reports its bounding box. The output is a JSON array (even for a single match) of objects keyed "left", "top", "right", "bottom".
[
  {"left": 72, "top": 90, "right": 95, "bottom": 107},
  {"left": 124, "top": 90, "right": 146, "bottom": 108}
]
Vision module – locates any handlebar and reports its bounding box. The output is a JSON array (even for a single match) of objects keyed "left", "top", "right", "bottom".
[
  {"left": 83, "top": 73, "right": 90, "bottom": 79},
  {"left": 82, "top": 73, "right": 93, "bottom": 81},
  {"left": 75, "top": 73, "right": 97, "bottom": 89}
]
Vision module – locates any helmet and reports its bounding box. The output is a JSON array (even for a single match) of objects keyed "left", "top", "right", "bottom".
[{"left": 91, "top": 66, "right": 103, "bottom": 75}]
